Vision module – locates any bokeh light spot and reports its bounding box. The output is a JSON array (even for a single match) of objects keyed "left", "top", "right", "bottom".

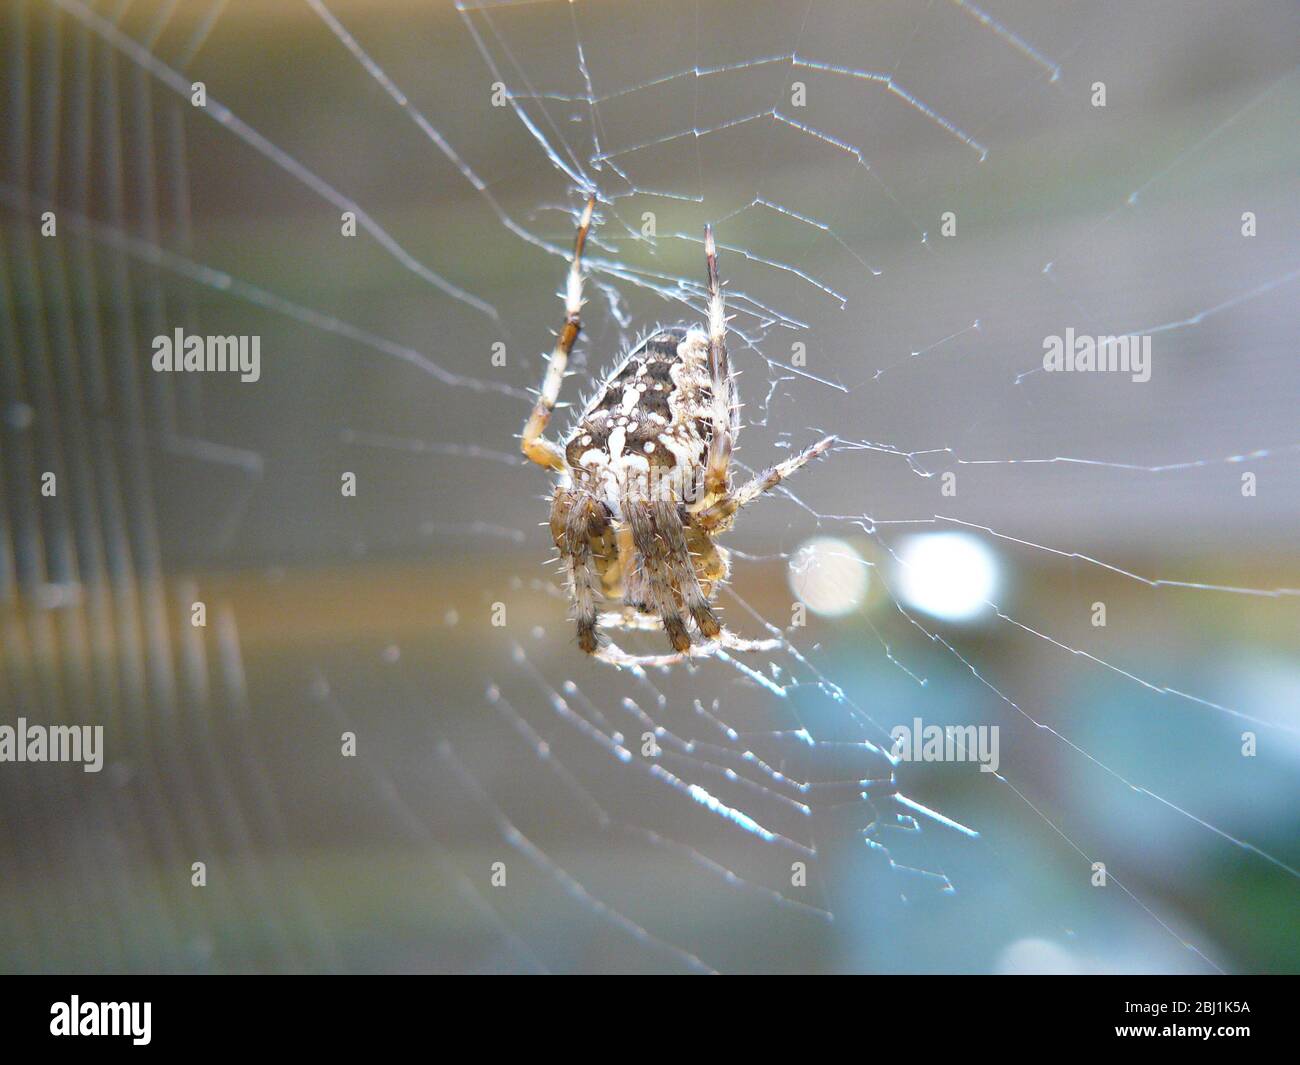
[
  {"left": 788, "top": 537, "right": 869, "bottom": 617},
  {"left": 895, "top": 532, "right": 999, "bottom": 622}
]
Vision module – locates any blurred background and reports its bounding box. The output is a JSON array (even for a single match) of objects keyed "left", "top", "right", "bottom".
[{"left": 1, "top": 0, "right": 1297, "bottom": 973}]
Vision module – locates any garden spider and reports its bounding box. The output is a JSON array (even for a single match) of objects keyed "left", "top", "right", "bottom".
[{"left": 521, "top": 196, "right": 835, "bottom": 667}]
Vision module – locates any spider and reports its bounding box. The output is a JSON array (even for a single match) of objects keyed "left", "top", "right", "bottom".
[{"left": 521, "top": 196, "right": 835, "bottom": 667}]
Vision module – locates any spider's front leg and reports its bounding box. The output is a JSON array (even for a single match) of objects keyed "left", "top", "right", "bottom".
[
  {"left": 624, "top": 499, "right": 692, "bottom": 653},
  {"left": 551, "top": 487, "right": 613, "bottom": 653},
  {"left": 520, "top": 196, "right": 595, "bottom": 472},
  {"left": 650, "top": 498, "right": 722, "bottom": 641}
]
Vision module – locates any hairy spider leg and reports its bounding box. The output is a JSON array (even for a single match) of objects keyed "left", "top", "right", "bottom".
[{"left": 521, "top": 195, "right": 595, "bottom": 471}]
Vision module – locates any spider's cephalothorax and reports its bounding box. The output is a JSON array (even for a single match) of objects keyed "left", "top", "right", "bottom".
[{"left": 521, "top": 197, "right": 834, "bottom": 667}]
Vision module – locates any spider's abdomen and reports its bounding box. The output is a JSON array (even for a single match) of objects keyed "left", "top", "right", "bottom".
[{"left": 564, "top": 327, "right": 718, "bottom": 505}]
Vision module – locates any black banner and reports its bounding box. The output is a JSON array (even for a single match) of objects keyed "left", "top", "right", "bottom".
[{"left": 1, "top": 975, "right": 1290, "bottom": 1052}]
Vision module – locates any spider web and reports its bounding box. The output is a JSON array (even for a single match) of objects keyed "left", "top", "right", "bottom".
[{"left": 2, "top": 0, "right": 1298, "bottom": 974}]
